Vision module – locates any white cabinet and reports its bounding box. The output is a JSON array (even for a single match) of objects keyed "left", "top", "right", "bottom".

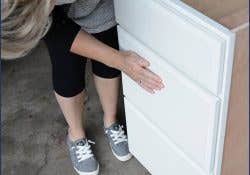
[
  {"left": 114, "top": 0, "right": 236, "bottom": 175},
  {"left": 114, "top": 0, "right": 235, "bottom": 95},
  {"left": 119, "top": 28, "right": 220, "bottom": 172}
]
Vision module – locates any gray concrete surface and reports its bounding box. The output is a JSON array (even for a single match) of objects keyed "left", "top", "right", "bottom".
[{"left": 1, "top": 42, "right": 150, "bottom": 175}]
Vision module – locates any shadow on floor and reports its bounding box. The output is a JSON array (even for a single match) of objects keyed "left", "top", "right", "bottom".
[{"left": 1, "top": 42, "right": 150, "bottom": 175}]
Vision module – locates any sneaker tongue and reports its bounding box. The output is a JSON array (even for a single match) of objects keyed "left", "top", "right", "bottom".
[
  {"left": 75, "top": 139, "right": 87, "bottom": 146},
  {"left": 109, "top": 123, "right": 120, "bottom": 131}
]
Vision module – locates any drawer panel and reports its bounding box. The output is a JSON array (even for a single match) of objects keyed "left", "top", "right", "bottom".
[
  {"left": 124, "top": 98, "right": 205, "bottom": 175},
  {"left": 114, "top": 0, "right": 233, "bottom": 94},
  {"left": 118, "top": 27, "right": 220, "bottom": 172}
]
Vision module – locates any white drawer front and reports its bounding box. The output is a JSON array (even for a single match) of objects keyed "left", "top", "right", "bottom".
[
  {"left": 124, "top": 98, "right": 205, "bottom": 175},
  {"left": 118, "top": 27, "right": 220, "bottom": 172},
  {"left": 114, "top": 0, "right": 233, "bottom": 95}
]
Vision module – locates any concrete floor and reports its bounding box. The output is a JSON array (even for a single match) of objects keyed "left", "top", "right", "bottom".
[{"left": 1, "top": 42, "right": 150, "bottom": 175}]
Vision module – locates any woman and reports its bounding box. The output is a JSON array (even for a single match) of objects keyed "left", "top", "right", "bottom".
[{"left": 1, "top": 0, "right": 164, "bottom": 174}]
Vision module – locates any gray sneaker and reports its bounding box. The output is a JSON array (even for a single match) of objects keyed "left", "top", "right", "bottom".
[
  {"left": 104, "top": 123, "right": 133, "bottom": 161},
  {"left": 66, "top": 136, "right": 99, "bottom": 175}
]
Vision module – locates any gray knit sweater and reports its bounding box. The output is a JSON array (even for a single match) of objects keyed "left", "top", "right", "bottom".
[{"left": 55, "top": 0, "right": 116, "bottom": 34}]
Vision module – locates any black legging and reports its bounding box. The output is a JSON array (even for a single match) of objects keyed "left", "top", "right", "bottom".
[{"left": 43, "top": 6, "right": 121, "bottom": 97}]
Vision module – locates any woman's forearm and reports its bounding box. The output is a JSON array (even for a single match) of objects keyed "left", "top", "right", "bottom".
[
  {"left": 70, "top": 29, "right": 164, "bottom": 94},
  {"left": 70, "top": 29, "right": 124, "bottom": 70}
]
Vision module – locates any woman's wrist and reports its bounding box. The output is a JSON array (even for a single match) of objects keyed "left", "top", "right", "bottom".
[
  {"left": 70, "top": 29, "right": 126, "bottom": 71},
  {"left": 109, "top": 49, "right": 126, "bottom": 71}
]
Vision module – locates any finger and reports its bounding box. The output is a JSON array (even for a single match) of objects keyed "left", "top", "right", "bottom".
[
  {"left": 139, "top": 83, "right": 155, "bottom": 94},
  {"left": 138, "top": 78, "right": 159, "bottom": 92},
  {"left": 141, "top": 68, "right": 164, "bottom": 87},
  {"left": 138, "top": 75, "right": 162, "bottom": 90},
  {"left": 140, "top": 72, "right": 164, "bottom": 90},
  {"left": 139, "top": 72, "right": 163, "bottom": 89}
]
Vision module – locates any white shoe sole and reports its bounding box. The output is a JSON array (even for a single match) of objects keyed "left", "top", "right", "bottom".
[
  {"left": 111, "top": 148, "right": 133, "bottom": 162},
  {"left": 74, "top": 165, "right": 99, "bottom": 175}
]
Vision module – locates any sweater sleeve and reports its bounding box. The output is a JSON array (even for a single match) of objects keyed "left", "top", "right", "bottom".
[{"left": 43, "top": 6, "right": 81, "bottom": 52}]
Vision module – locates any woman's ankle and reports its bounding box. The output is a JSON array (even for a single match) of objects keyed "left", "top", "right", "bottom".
[
  {"left": 103, "top": 115, "right": 117, "bottom": 128},
  {"left": 68, "top": 127, "right": 86, "bottom": 141}
]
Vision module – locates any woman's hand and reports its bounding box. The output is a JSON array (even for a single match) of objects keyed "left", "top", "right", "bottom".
[{"left": 119, "top": 51, "right": 164, "bottom": 94}]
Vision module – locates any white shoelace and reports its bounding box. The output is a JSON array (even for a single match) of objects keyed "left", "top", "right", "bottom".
[
  {"left": 74, "top": 140, "right": 95, "bottom": 163},
  {"left": 109, "top": 125, "right": 128, "bottom": 145}
]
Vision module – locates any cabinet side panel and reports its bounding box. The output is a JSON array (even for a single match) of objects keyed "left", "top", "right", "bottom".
[
  {"left": 221, "top": 27, "right": 249, "bottom": 175},
  {"left": 182, "top": 0, "right": 248, "bottom": 22}
]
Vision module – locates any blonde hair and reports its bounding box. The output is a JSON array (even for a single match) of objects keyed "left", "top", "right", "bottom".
[{"left": 1, "top": 0, "right": 52, "bottom": 59}]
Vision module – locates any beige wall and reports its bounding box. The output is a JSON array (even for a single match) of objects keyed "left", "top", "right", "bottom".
[
  {"left": 221, "top": 24, "right": 249, "bottom": 175},
  {"left": 182, "top": 1, "right": 249, "bottom": 174}
]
